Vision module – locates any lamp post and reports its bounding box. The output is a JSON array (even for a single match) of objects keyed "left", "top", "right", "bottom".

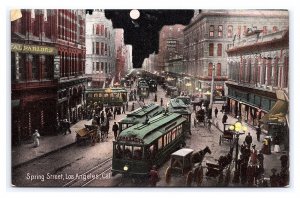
[
  {"left": 209, "top": 64, "right": 215, "bottom": 109},
  {"left": 229, "top": 121, "right": 247, "bottom": 183}
]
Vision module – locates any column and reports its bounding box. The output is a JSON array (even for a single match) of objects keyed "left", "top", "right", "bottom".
[
  {"left": 40, "top": 55, "right": 45, "bottom": 80},
  {"left": 15, "top": 52, "right": 20, "bottom": 82},
  {"left": 26, "top": 54, "right": 33, "bottom": 81}
]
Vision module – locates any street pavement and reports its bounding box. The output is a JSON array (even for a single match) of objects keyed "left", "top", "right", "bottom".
[{"left": 11, "top": 82, "right": 288, "bottom": 187}]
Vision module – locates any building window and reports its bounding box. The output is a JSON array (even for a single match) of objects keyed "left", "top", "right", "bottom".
[
  {"left": 96, "top": 62, "right": 99, "bottom": 71},
  {"left": 44, "top": 56, "right": 54, "bottom": 79},
  {"left": 227, "top": 25, "right": 233, "bottom": 38},
  {"left": 101, "top": 62, "right": 104, "bottom": 72},
  {"left": 32, "top": 55, "right": 39, "bottom": 80},
  {"left": 217, "top": 44, "right": 222, "bottom": 56},
  {"left": 96, "top": 24, "right": 100, "bottom": 35},
  {"left": 96, "top": 42, "right": 99, "bottom": 55},
  {"left": 247, "top": 58, "right": 251, "bottom": 83},
  {"left": 256, "top": 59, "right": 260, "bottom": 84},
  {"left": 261, "top": 59, "right": 266, "bottom": 84},
  {"left": 101, "top": 25, "right": 104, "bottom": 36},
  {"left": 208, "top": 63, "right": 213, "bottom": 77},
  {"left": 104, "top": 44, "right": 107, "bottom": 55},
  {"left": 101, "top": 42, "right": 104, "bottom": 55},
  {"left": 273, "top": 58, "right": 279, "bottom": 87},
  {"left": 105, "top": 27, "right": 107, "bottom": 37},
  {"left": 209, "top": 43, "right": 214, "bottom": 56},
  {"left": 216, "top": 63, "right": 221, "bottom": 76},
  {"left": 267, "top": 59, "right": 272, "bottom": 85},
  {"left": 209, "top": 25, "right": 214, "bottom": 37},
  {"left": 218, "top": 25, "right": 223, "bottom": 37}
]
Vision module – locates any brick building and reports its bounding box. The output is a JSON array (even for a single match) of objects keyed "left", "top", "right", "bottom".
[
  {"left": 226, "top": 29, "right": 289, "bottom": 130},
  {"left": 183, "top": 10, "right": 288, "bottom": 96},
  {"left": 115, "top": 29, "right": 126, "bottom": 82},
  {"left": 158, "top": 24, "right": 185, "bottom": 73},
  {"left": 11, "top": 9, "right": 87, "bottom": 144}
]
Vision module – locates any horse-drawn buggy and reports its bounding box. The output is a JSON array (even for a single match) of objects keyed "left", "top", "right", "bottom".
[
  {"left": 219, "top": 124, "right": 235, "bottom": 145},
  {"left": 205, "top": 147, "right": 234, "bottom": 185},
  {"left": 165, "top": 146, "right": 211, "bottom": 186},
  {"left": 75, "top": 124, "right": 100, "bottom": 146},
  {"left": 194, "top": 109, "right": 207, "bottom": 127}
]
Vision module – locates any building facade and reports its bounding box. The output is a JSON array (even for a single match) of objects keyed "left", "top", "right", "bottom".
[
  {"left": 158, "top": 24, "right": 185, "bottom": 72},
  {"left": 124, "top": 45, "right": 133, "bottom": 73},
  {"left": 226, "top": 29, "right": 289, "bottom": 131},
  {"left": 11, "top": 9, "right": 87, "bottom": 144},
  {"left": 183, "top": 10, "right": 289, "bottom": 96},
  {"left": 85, "top": 10, "right": 115, "bottom": 87}
]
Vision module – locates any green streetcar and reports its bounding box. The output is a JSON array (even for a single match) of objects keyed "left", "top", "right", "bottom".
[
  {"left": 118, "top": 103, "right": 164, "bottom": 133},
  {"left": 112, "top": 112, "right": 188, "bottom": 177},
  {"left": 168, "top": 98, "right": 192, "bottom": 135},
  {"left": 85, "top": 87, "right": 127, "bottom": 106}
]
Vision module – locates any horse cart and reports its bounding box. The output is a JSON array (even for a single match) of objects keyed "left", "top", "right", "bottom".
[
  {"left": 219, "top": 124, "right": 234, "bottom": 145},
  {"left": 194, "top": 109, "right": 207, "bottom": 127},
  {"left": 165, "top": 147, "right": 211, "bottom": 186},
  {"left": 75, "top": 124, "right": 100, "bottom": 146}
]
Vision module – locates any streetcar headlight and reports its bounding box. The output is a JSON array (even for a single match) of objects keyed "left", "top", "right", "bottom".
[{"left": 123, "top": 165, "right": 129, "bottom": 171}]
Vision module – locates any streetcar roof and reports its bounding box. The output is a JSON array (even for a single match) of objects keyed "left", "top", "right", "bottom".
[
  {"left": 119, "top": 104, "right": 164, "bottom": 124},
  {"left": 118, "top": 113, "right": 186, "bottom": 145},
  {"left": 168, "top": 99, "right": 192, "bottom": 114}
]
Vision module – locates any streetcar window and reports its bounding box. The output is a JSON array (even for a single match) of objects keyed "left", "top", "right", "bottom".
[
  {"left": 158, "top": 137, "right": 163, "bottom": 150},
  {"left": 124, "top": 145, "right": 133, "bottom": 159},
  {"left": 177, "top": 125, "right": 182, "bottom": 135},
  {"left": 164, "top": 135, "right": 168, "bottom": 146},
  {"left": 132, "top": 146, "right": 142, "bottom": 160},
  {"left": 115, "top": 144, "right": 123, "bottom": 159},
  {"left": 172, "top": 128, "right": 177, "bottom": 140}
]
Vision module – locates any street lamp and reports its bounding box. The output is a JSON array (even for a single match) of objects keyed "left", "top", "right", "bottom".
[{"left": 229, "top": 121, "right": 247, "bottom": 183}]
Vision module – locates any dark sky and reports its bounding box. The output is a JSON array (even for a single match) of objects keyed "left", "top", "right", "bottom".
[{"left": 87, "top": 10, "right": 194, "bottom": 68}]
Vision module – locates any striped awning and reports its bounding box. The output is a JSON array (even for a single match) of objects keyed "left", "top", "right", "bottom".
[{"left": 260, "top": 100, "right": 288, "bottom": 124}]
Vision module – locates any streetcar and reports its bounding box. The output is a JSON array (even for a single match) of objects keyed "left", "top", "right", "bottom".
[
  {"left": 118, "top": 103, "right": 164, "bottom": 133},
  {"left": 148, "top": 79, "right": 158, "bottom": 92},
  {"left": 85, "top": 87, "right": 127, "bottom": 107},
  {"left": 167, "top": 98, "right": 192, "bottom": 135},
  {"left": 112, "top": 112, "right": 188, "bottom": 177},
  {"left": 137, "top": 82, "right": 150, "bottom": 98}
]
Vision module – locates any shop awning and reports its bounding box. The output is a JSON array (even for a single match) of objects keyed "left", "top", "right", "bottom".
[{"left": 260, "top": 100, "right": 288, "bottom": 124}]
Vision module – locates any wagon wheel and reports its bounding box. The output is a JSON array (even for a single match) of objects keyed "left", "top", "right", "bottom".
[
  {"left": 186, "top": 171, "right": 193, "bottom": 186},
  {"left": 196, "top": 166, "right": 204, "bottom": 186},
  {"left": 165, "top": 166, "right": 172, "bottom": 184}
]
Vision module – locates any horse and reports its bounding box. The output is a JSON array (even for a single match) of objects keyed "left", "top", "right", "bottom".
[{"left": 192, "top": 146, "right": 212, "bottom": 164}]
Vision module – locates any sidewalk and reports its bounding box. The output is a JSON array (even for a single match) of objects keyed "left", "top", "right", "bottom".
[
  {"left": 12, "top": 119, "right": 92, "bottom": 168},
  {"left": 212, "top": 104, "right": 286, "bottom": 178}
]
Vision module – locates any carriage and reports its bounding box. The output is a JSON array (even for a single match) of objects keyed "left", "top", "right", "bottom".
[
  {"left": 75, "top": 124, "right": 100, "bottom": 146},
  {"left": 219, "top": 124, "right": 235, "bottom": 145},
  {"left": 194, "top": 109, "right": 207, "bottom": 127},
  {"left": 165, "top": 146, "right": 211, "bottom": 186}
]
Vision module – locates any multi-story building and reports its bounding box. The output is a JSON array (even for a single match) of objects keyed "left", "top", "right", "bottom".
[
  {"left": 158, "top": 24, "right": 185, "bottom": 72},
  {"left": 124, "top": 45, "right": 133, "bottom": 73},
  {"left": 56, "top": 9, "right": 87, "bottom": 124},
  {"left": 183, "top": 9, "right": 289, "bottom": 96},
  {"left": 11, "top": 9, "right": 87, "bottom": 143},
  {"left": 226, "top": 29, "right": 289, "bottom": 131},
  {"left": 114, "top": 29, "right": 126, "bottom": 82},
  {"left": 149, "top": 53, "right": 158, "bottom": 73},
  {"left": 85, "top": 10, "right": 115, "bottom": 87}
]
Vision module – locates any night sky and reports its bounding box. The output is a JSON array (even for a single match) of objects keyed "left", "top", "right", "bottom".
[{"left": 87, "top": 10, "right": 194, "bottom": 68}]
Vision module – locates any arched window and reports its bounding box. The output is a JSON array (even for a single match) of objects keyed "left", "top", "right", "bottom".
[
  {"left": 209, "top": 25, "right": 214, "bottom": 37},
  {"left": 227, "top": 25, "right": 233, "bottom": 38},
  {"left": 217, "top": 44, "right": 222, "bottom": 56}
]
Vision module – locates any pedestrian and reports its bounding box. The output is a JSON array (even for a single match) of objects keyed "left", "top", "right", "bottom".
[
  {"left": 112, "top": 122, "right": 119, "bottom": 140},
  {"left": 32, "top": 129, "right": 40, "bottom": 148},
  {"left": 245, "top": 132, "right": 253, "bottom": 148},
  {"left": 257, "top": 150, "right": 264, "bottom": 169},
  {"left": 113, "top": 107, "right": 117, "bottom": 120},
  {"left": 249, "top": 144, "right": 258, "bottom": 166},
  {"left": 214, "top": 107, "right": 218, "bottom": 118},
  {"left": 149, "top": 165, "right": 160, "bottom": 187},
  {"left": 63, "top": 119, "right": 72, "bottom": 135},
  {"left": 256, "top": 125, "right": 262, "bottom": 142},
  {"left": 160, "top": 98, "right": 163, "bottom": 106},
  {"left": 122, "top": 104, "right": 126, "bottom": 114},
  {"left": 222, "top": 113, "right": 228, "bottom": 126},
  {"left": 100, "top": 111, "right": 105, "bottom": 123},
  {"left": 207, "top": 119, "right": 212, "bottom": 131},
  {"left": 154, "top": 93, "right": 157, "bottom": 102},
  {"left": 131, "top": 102, "right": 135, "bottom": 111},
  {"left": 126, "top": 101, "right": 129, "bottom": 111},
  {"left": 273, "top": 134, "right": 281, "bottom": 153}
]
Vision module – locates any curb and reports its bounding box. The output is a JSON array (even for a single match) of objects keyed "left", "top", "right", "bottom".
[{"left": 12, "top": 141, "right": 76, "bottom": 170}]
